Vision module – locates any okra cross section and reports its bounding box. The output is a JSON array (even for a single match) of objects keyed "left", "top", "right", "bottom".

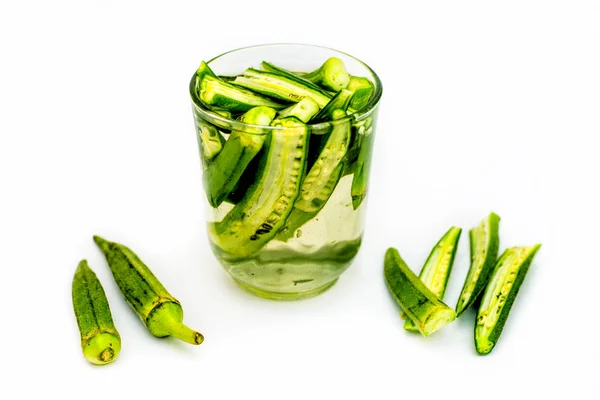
[
  {"left": 384, "top": 247, "right": 456, "bottom": 336},
  {"left": 475, "top": 244, "right": 541, "bottom": 355}
]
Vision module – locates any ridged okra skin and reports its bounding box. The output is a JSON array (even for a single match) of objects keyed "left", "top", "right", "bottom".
[
  {"left": 384, "top": 248, "right": 456, "bottom": 336},
  {"left": 72, "top": 260, "right": 121, "bottom": 365},
  {"left": 202, "top": 106, "right": 277, "bottom": 208},
  {"left": 404, "top": 227, "right": 462, "bottom": 332},
  {"left": 211, "top": 117, "right": 309, "bottom": 259},
  {"left": 94, "top": 236, "right": 204, "bottom": 345},
  {"left": 475, "top": 244, "right": 541, "bottom": 355},
  {"left": 455, "top": 213, "right": 501, "bottom": 317}
]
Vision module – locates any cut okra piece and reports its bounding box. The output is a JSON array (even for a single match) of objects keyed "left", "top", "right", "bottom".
[
  {"left": 194, "top": 61, "right": 217, "bottom": 97},
  {"left": 475, "top": 244, "right": 541, "bottom": 355},
  {"left": 310, "top": 89, "right": 354, "bottom": 124},
  {"left": 277, "top": 111, "right": 350, "bottom": 241},
  {"left": 210, "top": 117, "right": 309, "bottom": 258},
  {"left": 203, "top": 106, "right": 277, "bottom": 208},
  {"left": 303, "top": 57, "right": 351, "bottom": 92},
  {"left": 277, "top": 97, "right": 320, "bottom": 122},
  {"left": 404, "top": 227, "right": 462, "bottom": 332},
  {"left": 455, "top": 213, "right": 501, "bottom": 317},
  {"left": 261, "top": 61, "right": 328, "bottom": 93},
  {"left": 200, "top": 75, "right": 286, "bottom": 112},
  {"left": 347, "top": 76, "right": 374, "bottom": 110},
  {"left": 232, "top": 68, "right": 332, "bottom": 108},
  {"left": 350, "top": 126, "right": 375, "bottom": 210},
  {"left": 384, "top": 248, "right": 456, "bottom": 336},
  {"left": 195, "top": 119, "right": 226, "bottom": 163}
]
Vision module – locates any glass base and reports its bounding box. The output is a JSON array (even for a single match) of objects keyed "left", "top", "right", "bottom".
[{"left": 233, "top": 277, "right": 339, "bottom": 301}]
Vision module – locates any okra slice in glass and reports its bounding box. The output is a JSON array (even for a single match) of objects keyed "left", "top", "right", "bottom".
[
  {"left": 194, "top": 61, "right": 217, "bottom": 97},
  {"left": 302, "top": 57, "right": 351, "bottom": 92},
  {"left": 384, "top": 248, "right": 456, "bottom": 336},
  {"left": 200, "top": 75, "right": 286, "bottom": 112},
  {"left": 261, "top": 61, "right": 328, "bottom": 93},
  {"left": 277, "top": 112, "right": 350, "bottom": 241},
  {"left": 347, "top": 76, "right": 374, "bottom": 110},
  {"left": 455, "top": 212, "right": 501, "bottom": 317},
  {"left": 404, "top": 227, "right": 462, "bottom": 332},
  {"left": 277, "top": 162, "right": 345, "bottom": 242},
  {"left": 232, "top": 68, "right": 332, "bottom": 108},
  {"left": 277, "top": 97, "right": 320, "bottom": 122},
  {"left": 211, "top": 117, "right": 309, "bottom": 259},
  {"left": 350, "top": 124, "right": 375, "bottom": 210},
  {"left": 203, "top": 106, "right": 276, "bottom": 208},
  {"left": 475, "top": 244, "right": 541, "bottom": 355},
  {"left": 310, "top": 89, "right": 354, "bottom": 124},
  {"left": 195, "top": 119, "right": 226, "bottom": 164}
]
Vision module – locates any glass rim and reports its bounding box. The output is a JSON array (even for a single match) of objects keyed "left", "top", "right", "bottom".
[{"left": 189, "top": 43, "right": 383, "bottom": 131}]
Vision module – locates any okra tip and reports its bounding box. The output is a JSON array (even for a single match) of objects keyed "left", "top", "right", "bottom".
[{"left": 93, "top": 235, "right": 112, "bottom": 252}]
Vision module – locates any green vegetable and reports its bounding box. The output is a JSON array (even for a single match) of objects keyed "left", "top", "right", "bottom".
[
  {"left": 277, "top": 113, "right": 350, "bottom": 241},
  {"left": 94, "top": 236, "right": 204, "bottom": 345},
  {"left": 455, "top": 213, "right": 501, "bottom": 317},
  {"left": 200, "top": 75, "right": 285, "bottom": 112},
  {"left": 346, "top": 76, "right": 374, "bottom": 110},
  {"left": 303, "top": 57, "right": 351, "bottom": 92},
  {"left": 195, "top": 118, "right": 226, "bottom": 163},
  {"left": 310, "top": 89, "right": 354, "bottom": 123},
  {"left": 261, "top": 61, "right": 328, "bottom": 94},
  {"left": 277, "top": 162, "right": 344, "bottom": 242},
  {"left": 350, "top": 124, "right": 374, "bottom": 209},
  {"left": 232, "top": 68, "right": 332, "bottom": 108},
  {"left": 384, "top": 247, "right": 456, "bottom": 336},
  {"left": 203, "top": 106, "right": 277, "bottom": 207},
  {"left": 72, "top": 260, "right": 121, "bottom": 365},
  {"left": 277, "top": 97, "right": 320, "bottom": 122},
  {"left": 404, "top": 227, "right": 462, "bottom": 332},
  {"left": 210, "top": 117, "right": 309, "bottom": 258},
  {"left": 475, "top": 244, "right": 541, "bottom": 355}
]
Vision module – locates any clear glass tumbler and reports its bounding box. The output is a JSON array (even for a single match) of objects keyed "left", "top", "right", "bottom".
[{"left": 189, "top": 44, "right": 382, "bottom": 300}]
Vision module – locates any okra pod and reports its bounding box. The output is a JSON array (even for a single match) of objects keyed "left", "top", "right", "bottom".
[
  {"left": 350, "top": 124, "right": 374, "bottom": 210},
  {"left": 384, "top": 248, "right": 456, "bottom": 336},
  {"left": 404, "top": 227, "right": 462, "bottom": 332},
  {"left": 233, "top": 68, "right": 332, "bottom": 108},
  {"left": 203, "top": 106, "right": 277, "bottom": 207},
  {"left": 261, "top": 61, "right": 328, "bottom": 94},
  {"left": 310, "top": 89, "right": 354, "bottom": 123},
  {"left": 211, "top": 117, "right": 309, "bottom": 258},
  {"left": 455, "top": 213, "right": 501, "bottom": 317},
  {"left": 277, "top": 97, "right": 320, "bottom": 122},
  {"left": 302, "top": 57, "right": 351, "bottom": 92},
  {"left": 200, "top": 75, "right": 285, "bottom": 112},
  {"left": 195, "top": 118, "right": 226, "bottom": 163},
  {"left": 475, "top": 245, "right": 541, "bottom": 355},
  {"left": 72, "top": 260, "right": 121, "bottom": 365},
  {"left": 94, "top": 236, "right": 204, "bottom": 345},
  {"left": 346, "top": 76, "right": 374, "bottom": 110}
]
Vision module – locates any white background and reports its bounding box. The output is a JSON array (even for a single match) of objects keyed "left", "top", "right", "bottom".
[{"left": 1, "top": 1, "right": 599, "bottom": 399}]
